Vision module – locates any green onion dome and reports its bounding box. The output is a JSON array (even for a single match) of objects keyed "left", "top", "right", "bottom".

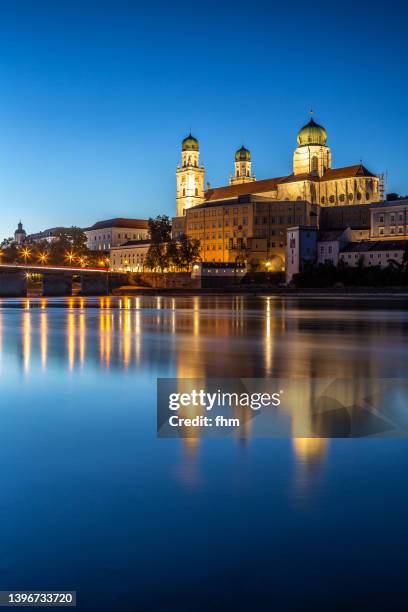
[
  {"left": 297, "top": 118, "right": 327, "bottom": 146},
  {"left": 182, "top": 133, "right": 199, "bottom": 151},
  {"left": 235, "top": 146, "right": 251, "bottom": 162}
]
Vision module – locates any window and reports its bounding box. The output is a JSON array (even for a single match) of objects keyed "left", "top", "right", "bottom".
[
  {"left": 379, "top": 228, "right": 384, "bottom": 235},
  {"left": 321, "top": 196, "right": 325, "bottom": 204},
  {"left": 356, "top": 192, "right": 362, "bottom": 200},
  {"left": 183, "top": 189, "right": 185, "bottom": 196},
  {"left": 311, "top": 156, "right": 318, "bottom": 173},
  {"left": 329, "top": 195, "right": 335, "bottom": 203},
  {"left": 339, "top": 194, "right": 345, "bottom": 202},
  {"left": 195, "top": 188, "right": 198, "bottom": 196},
  {"left": 379, "top": 215, "right": 384, "bottom": 223}
]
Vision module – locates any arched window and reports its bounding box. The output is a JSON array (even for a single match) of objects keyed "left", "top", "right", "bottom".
[{"left": 311, "top": 156, "right": 318, "bottom": 173}]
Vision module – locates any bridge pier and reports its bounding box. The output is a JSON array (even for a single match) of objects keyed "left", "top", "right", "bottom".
[
  {"left": 42, "top": 274, "right": 72, "bottom": 296},
  {"left": 0, "top": 272, "right": 27, "bottom": 297},
  {"left": 81, "top": 273, "right": 109, "bottom": 296}
]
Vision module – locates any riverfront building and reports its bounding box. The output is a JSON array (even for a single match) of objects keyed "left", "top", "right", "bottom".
[
  {"left": 84, "top": 218, "right": 149, "bottom": 251},
  {"left": 339, "top": 240, "right": 408, "bottom": 268},
  {"left": 174, "top": 117, "right": 381, "bottom": 269},
  {"left": 175, "top": 117, "right": 381, "bottom": 219},
  {"left": 110, "top": 240, "right": 150, "bottom": 272},
  {"left": 173, "top": 196, "right": 319, "bottom": 270},
  {"left": 369, "top": 199, "right": 408, "bottom": 240}
]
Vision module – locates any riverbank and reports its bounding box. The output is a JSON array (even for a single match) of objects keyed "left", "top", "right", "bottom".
[{"left": 113, "top": 284, "right": 408, "bottom": 297}]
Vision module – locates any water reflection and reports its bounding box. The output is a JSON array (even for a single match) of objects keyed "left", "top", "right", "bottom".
[{"left": 3, "top": 295, "right": 408, "bottom": 463}]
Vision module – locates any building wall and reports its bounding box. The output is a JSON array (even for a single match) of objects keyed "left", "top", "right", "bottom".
[
  {"left": 285, "top": 227, "right": 318, "bottom": 283},
  {"left": 110, "top": 243, "right": 150, "bottom": 272},
  {"left": 320, "top": 204, "right": 371, "bottom": 231},
  {"left": 318, "top": 240, "right": 341, "bottom": 265},
  {"left": 318, "top": 176, "right": 379, "bottom": 207},
  {"left": 86, "top": 227, "right": 149, "bottom": 251},
  {"left": 339, "top": 248, "right": 405, "bottom": 268},
  {"left": 293, "top": 144, "right": 332, "bottom": 177},
  {"left": 183, "top": 199, "right": 319, "bottom": 270},
  {"left": 370, "top": 202, "right": 408, "bottom": 240}
]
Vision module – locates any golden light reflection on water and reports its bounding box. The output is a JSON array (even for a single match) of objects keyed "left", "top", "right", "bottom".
[
  {"left": 40, "top": 311, "right": 47, "bottom": 369},
  {"left": 5, "top": 294, "right": 408, "bottom": 475},
  {"left": 22, "top": 311, "right": 31, "bottom": 372}
]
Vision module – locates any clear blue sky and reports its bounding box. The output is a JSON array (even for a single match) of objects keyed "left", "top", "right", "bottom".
[{"left": 0, "top": 0, "right": 407, "bottom": 239}]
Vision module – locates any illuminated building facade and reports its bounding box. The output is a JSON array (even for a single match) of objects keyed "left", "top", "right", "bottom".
[
  {"left": 176, "top": 134, "right": 205, "bottom": 217},
  {"left": 176, "top": 118, "right": 380, "bottom": 219},
  {"left": 84, "top": 218, "right": 149, "bottom": 251},
  {"left": 370, "top": 198, "right": 408, "bottom": 240},
  {"left": 173, "top": 195, "right": 319, "bottom": 269},
  {"left": 110, "top": 239, "right": 150, "bottom": 272},
  {"left": 174, "top": 118, "right": 380, "bottom": 267}
]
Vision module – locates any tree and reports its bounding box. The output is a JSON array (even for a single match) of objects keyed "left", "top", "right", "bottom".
[
  {"left": 145, "top": 215, "right": 172, "bottom": 272},
  {"left": 169, "top": 234, "right": 201, "bottom": 270},
  {"left": 48, "top": 227, "right": 89, "bottom": 265},
  {"left": 0, "top": 240, "right": 19, "bottom": 263}
]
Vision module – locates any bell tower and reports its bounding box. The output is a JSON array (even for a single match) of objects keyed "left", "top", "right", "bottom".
[
  {"left": 230, "top": 146, "right": 256, "bottom": 185},
  {"left": 176, "top": 133, "right": 205, "bottom": 217}
]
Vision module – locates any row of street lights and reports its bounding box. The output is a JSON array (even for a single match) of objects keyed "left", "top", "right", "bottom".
[{"left": 18, "top": 247, "right": 109, "bottom": 268}]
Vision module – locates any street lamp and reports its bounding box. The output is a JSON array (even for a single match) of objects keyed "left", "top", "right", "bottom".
[
  {"left": 38, "top": 252, "right": 48, "bottom": 265},
  {"left": 21, "top": 247, "right": 31, "bottom": 261},
  {"left": 65, "top": 251, "right": 75, "bottom": 265}
]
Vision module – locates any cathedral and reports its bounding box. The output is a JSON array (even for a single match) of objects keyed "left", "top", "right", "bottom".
[{"left": 176, "top": 117, "right": 380, "bottom": 218}]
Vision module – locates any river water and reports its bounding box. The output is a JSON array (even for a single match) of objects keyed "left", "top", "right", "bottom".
[{"left": 0, "top": 295, "right": 407, "bottom": 610}]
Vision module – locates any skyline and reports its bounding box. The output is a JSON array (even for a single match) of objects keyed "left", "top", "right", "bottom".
[{"left": 1, "top": 0, "right": 407, "bottom": 238}]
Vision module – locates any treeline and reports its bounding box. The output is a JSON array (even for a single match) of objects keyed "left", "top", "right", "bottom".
[
  {"left": 294, "top": 249, "right": 408, "bottom": 288},
  {"left": 0, "top": 228, "right": 105, "bottom": 267}
]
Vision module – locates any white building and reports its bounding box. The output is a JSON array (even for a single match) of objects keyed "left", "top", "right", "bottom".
[
  {"left": 317, "top": 229, "right": 351, "bottom": 265},
  {"left": 110, "top": 240, "right": 151, "bottom": 272},
  {"left": 370, "top": 199, "right": 408, "bottom": 240},
  {"left": 85, "top": 218, "right": 149, "bottom": 251},
  {"left": 339, "top": 240, "right": 408, "bottom": 268}
]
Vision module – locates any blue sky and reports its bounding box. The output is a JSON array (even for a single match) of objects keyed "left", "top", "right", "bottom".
[{"left": 0, "top": 0, "right": 407, "bottom": 238}]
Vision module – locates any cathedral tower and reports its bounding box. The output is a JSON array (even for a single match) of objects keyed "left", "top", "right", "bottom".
[
  {"left": 293, "top": 118, "right": 332, "bottom": 177},
  {"left": 176, "top": 133, "right": 205, "bottom": 217},
  {"left": 230, "top": 146, "right": 256, "bottom": 185}
]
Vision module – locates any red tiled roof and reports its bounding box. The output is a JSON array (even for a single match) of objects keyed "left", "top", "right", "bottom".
[
  {"left": 205, "top": 177, "right": 286, "bottom": 202},
  {"left": 84, "top": 218, "right": 149, "bottom": 231},
  {"left": 320, "top": 164, "right": 376, "bottom": 181},
  {"left": 279, "top": 173, "right": 318, "bottom": 184},
  {"left": 204, "top": 165, "right": 376, "bottom": 202}
]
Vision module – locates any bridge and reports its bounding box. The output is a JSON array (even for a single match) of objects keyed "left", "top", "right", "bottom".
[{"left": 0, "top": 263, "right": 127, "bottom": 297}]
